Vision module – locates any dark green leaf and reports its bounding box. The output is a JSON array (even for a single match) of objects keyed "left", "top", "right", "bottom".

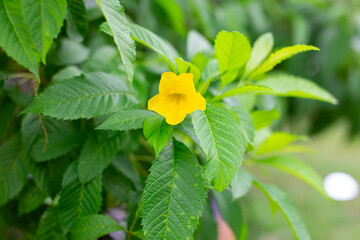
[
  {"left": 142, "top": 140, "right": 206, "bottom": 240},
  {"left": 18, "top": 180, "right": 46, "bottom": 215},
  {"left": 143, "top": 115, "right": 173, "bottom": 157},
  {"left": 36, "top": 207, "right": 67, "bottom": 240},
  {"left": 66, "top": 0, "right": 88, "bottom": 42},
  {"left": 71, "top": 214, "right": 126, "bottom": 240}
]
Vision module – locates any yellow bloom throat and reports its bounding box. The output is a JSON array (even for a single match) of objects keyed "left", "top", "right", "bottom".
[{"left": 148, "top": 72, "right": 206, "bottom": 125}]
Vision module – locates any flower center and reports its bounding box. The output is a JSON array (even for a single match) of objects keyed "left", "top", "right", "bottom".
[{"left": 168, "top": 93, "right": 186, "bottom": 106}]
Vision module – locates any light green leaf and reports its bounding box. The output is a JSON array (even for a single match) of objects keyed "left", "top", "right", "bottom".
[
  {"left": 211, "top": 85, "right": 274, "bottom": 102},
  {"left": 142, "top": 140, "right": 206, "bottom": 240},
  {"left": 0, "top": 134, "right": 27, "bottom": 206},
  {"left": 257, "top": 73, "right": 337, "bottom": 104},
  {"left": 244, "top": 32, "right": 274, "bottom": 77},
  {"left": 257, "top": 132, "right": 307, "bottom": 155},
  {"left": 175, "top": 57, "right": 201, "bottom": 85},
  {"left": 231, "top": 105, "right": 255, "bottom": 145},
  {"left": 155, "top": 0, "right": 185, "bottom": 35},
  {"left": 96, "top": 0, "right": 136, "bottom": 86},
  {"left": 97, "top": 109, "right": 154, "bottom": 131},
  {"left": 23, "top": 0, "right": 67, "bottom": 63},
  {"left": 231, "top": 168, "right": 253, "bottom": 199},
  {"left": 58, "top": 162, "right": 103, "bottom": 232},
  {"left": 254, "top": 181, "right": 311, "bottom": 240},
  {"left": 22, "top": 72, "right": 136, "bottom": 120},
  {"left": 214, "top": 31, "right": 251, "bottom": 87},
  {"left": 191, "top": 104, "right": 245, "bottom": 191},
  {"left": 54, "top": 38, "right": 89, "bottom": 65},
  {"left": 71, "top": 214, "right": 125, "bottom": 240},
  {"left": 0, "top": 0, "right": 40, "bottom": 79},
  {"left": 66, "top": 0, "right": 88, "bottom": 42},
  {"left": 249, "top": 44, "right": 319, "bottom": 79},
  {"left": 18, "top": 180, "right": 46, "bottom": 215},
  {"left": 36, "top": 207, "right": 67, "bottom": 240},
  {"left": 187, "top": 0, "right": 214, "bottom": 38},
  {"left": 52, "top": 65, "right": 83, "bottom": 82},
  {"left": 186, "top": 30, "right": 213, "bottom": 60},
  {"left": 78, "top": 133, "right": 120, "bottom": 183},
  {"left": 257, "top": 155, "right": 327, "bottom": 197},
  {"left": 129, "top": 23, "right": 179, "bottom": 71},
  {"left": 143, "top": 115, "right": 173, "bottom": 157},
  {"left": 81, "top": 45, "right": 120, "bottom": 73},
  {"left": 251, "top": 108, "right": 280, "bottom": 130}
]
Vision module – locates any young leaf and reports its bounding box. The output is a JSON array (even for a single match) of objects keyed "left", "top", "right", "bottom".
[
  {"left": 36, "top": 207, "right": 67, "bottom": 240},
  {"left": 175, "top": 58, "right": 201, "bottom": 85},
  {"left": 129, "top": 23, "right": 179, "bottom": 71},
  {"left": 96, "top": 0, "right": 136, "bottom": 86},
  {"left": 52, "top": 65, "right": 83, "bottom": 82},
  {"left": 66, "top": 0, "right": 88, "bottom": 41},
  {"left": 143, "top": 115, "right": 173, "bottom": 157},
  {"left": 0, "top": 0, "right": 40, "bottom": 79},
  {"left": 231, "top": 168, "right": 253, "bottom": 199},
  {"left": 141, "top": 140, "right": 206, "bottom": 240},
  {"left": 249, "top": 45, "right": 319, "bottom": 79},
  {"left": 97, "top": 109, "right": 154, "bottom": 131},
  {"left": 251, "top": 108, "right": 280, "bottom": 130},
  {"left": 191, "top": 104, "right": 245, "bottom": 191},
  {"left": 22, "top": 72, "right": 136, "bottom": 120},
  {"left": 257, "top": 73, "right": 337, "bottom": 104},
  {"left": 214, "top": 31, "right": 251, "bottom": 87},
  {"left": 155, "top": 0, "right": 185, "bottom": 35},
  {"left": 0, "top": 134, "right": 27, "bottom": 206},
  {"left": 78, "top": 133, "right": 120, "bottom": 183},
  {"left": 23, "top": 0, "right": 67, "bottom": 63},
  {"left": 257, "top": 155, "right": 327, "bottom": 197},
  {"left": 244, "top": 32, "right": 274, "bottom": 77},
  {"left": 254, "top": 181, "right": 311, "bottom": 240},
  {"left": 71, "top": 214, "right": 126, "bottom": 240},
  {"left": 18, "top": 180, "right": 46, "bottom": 215},
  {"left": 211, "top": 85, "right": 274, "bottom": 102},
  {"left": 58, "top": 162, "right": 103, "bottom": 232},
  {"left": 257, "top": 132, "right": 307, "bottom": 155}
]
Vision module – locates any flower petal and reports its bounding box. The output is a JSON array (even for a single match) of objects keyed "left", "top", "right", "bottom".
[
  {"left": 164, "top": 111, "right": 187, "bottom": 125},
  {"left": 159, "top": 72, "right": 196, "bottom": 95},
  {"left": 182, "top": 92, "right": 206, "bottom": 114}
]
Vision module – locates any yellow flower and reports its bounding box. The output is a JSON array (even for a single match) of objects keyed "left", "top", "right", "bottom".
[{"left": 148, "top": 72, "right": 206, "bottom": 125}]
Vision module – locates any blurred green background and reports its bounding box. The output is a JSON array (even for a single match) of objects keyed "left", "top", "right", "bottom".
[{"left": 119, "top": 0, "right": 360, "bottom": 239}]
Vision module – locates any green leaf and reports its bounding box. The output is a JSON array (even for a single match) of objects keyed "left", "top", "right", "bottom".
[
  {"left": 71, "top": 214, "right": 126, "bottom": 240},
  {"left": 96, "top": 0, "right": 136, "bottom": 86},
  {"left": 244, "top": 32, "right": 274, "bottom": 77},
  {"left": 0, "top": 134, "right": 27, "bottom": 206},
  {"left": 143, "top": 115, "right": 173, "bottom": 157},
  {"left": 31, "top": 130, "right": 83, "bottom": 162},
  {"left": 0, "top": 98, "right": 16, "bottom": 139},
  {"left": 175, "top": 58, "right": 201, "bottom": 85},
  {"left": 141, "top": 140, "right": 206, "bottom": 240},
  {"left": 36, "top": 207, "right": 67, "bottom": 240},
  {"left": 78, "top": 133, "right": 120, "bottom": 183},
  {"left": 58, "top": 162, "right": 103, "bottom": 232},
  {"left": 257, "top": 73, "right": 337, "bottom": 104},
  {"left": 54, "top": 38, "right": 89, "bottom": 65},
  {"left": 102, "top": 164, "right": 133, "bottom": 202},
  {"left": 251, "top": 108, "right": 280, "bottom": 130},
  {"left": 97, "top": 109, "right": 154, "bottom": 131},
  {"left": 129, "top": 23, "right": 179, "bottom": 71},
  {"left": 0, "top": 0, "right": 40, "bottom": 79},
  {"left": 22, "top": 72, "right": 136, "bottom": 120},
  {"left": 249, "top": 44, "right": 319, "bottom": 79},
  {"left": 214, "top": 31, "right": 251, "bottom": 87},
  {"left": 23, "top": 0, "right": 67, "bottom": 63},
  {"left": 191, "top": 104, "right": 245, "bottom": 191},
  {"left": 211, "top": 85, "right": 274, "bottom": 102},
  {"left": 52, "top": 65, "right": 83, "bottom": 82},
  {"left": 113, "top": 155, "right": 142, "bottom": 191},
  {"left": 231, "top": 105, "right": 255, "bottom": 145},
  {"left": 254, "top": 181, "right": 311, "bottom": 240},
  {"left": 18, "top": 180, "right": 46, "bottom": 215},
  {"left": 231, "top": 168, "right": 253, "bottom": 199},
  {"left": 194, "top": 199, "right": 217, "bottom": 240},
  {"left": 186, "top": 30, "right": 213, "bottom": 60},
  {"left": 81, "top": 45, "right": 120, "bottom": 73},
  {"left": 155, "top": 0, "right": 185, "bottom": 35},
  {"left": 257, "top": 132, "right": 307, "bottom": 155},
  {"left": 66, "top": 0, "right": 88, "bottom": 41},
  {"left": 257, "top": 155, "right": 327, "bottom": 197}
]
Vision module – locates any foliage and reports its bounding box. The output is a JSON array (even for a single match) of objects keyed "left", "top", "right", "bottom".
[{"left": 0, "top": 0, "right": 340, "bottom": 240}]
